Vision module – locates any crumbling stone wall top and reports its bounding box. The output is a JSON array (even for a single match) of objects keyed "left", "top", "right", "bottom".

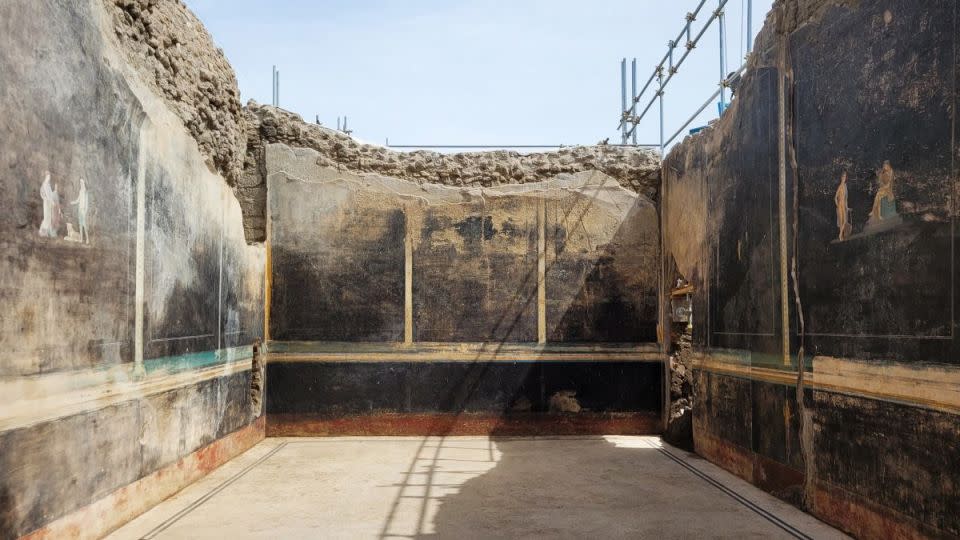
[
  {"left": 245, "top": 102, "right": 662, "bottom": 200},
  {"left": 104, "top": 0, "right": 246, "bottom": 184},
  {"left": 236, "top": 103, "right": 660, "bottom": 243}
]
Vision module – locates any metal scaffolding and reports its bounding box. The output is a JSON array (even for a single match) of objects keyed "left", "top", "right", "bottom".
[
  {"left": 272, "top": 65, "right": 280, "bottom": 107},
  {"left": 618, "top": 0, "right": 753, "bottom": 155}
]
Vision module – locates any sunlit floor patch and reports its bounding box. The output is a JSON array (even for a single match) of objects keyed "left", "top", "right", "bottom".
[{"left": 109, "top": 436, "right": 847, "bottom": 540}]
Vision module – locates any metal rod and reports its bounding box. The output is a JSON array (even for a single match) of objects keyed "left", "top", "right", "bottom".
[
  {"left": 624, "top": 59, "right": 663, "bottom": 129},
  {"left": 747, "top": 0, "right": 753, "bottom": 54},
  {"left": 664, "top": 64, "right": 745, "bottom": 147},
  {"left": 271, "top": 65, "right": 276, "bottom": 106},
  {"left": 719, "top": 2, "right": 727, "bottom": 108},
  {"left": 665, "top": 88, "right": 722, "bottom": 147},
  {"left": 622, "top": 50, "right": 666, "bottom": 129},
  {"left": 631, "top": 59, "right": 638, "bottom": 145},
  {"left": 658, "top": 73, "right": 665, "bottom": 156},
  {"left": 620, "top": 58, "right": 628, "bottom": 144},
  {"left": 386, "top": 144, "right": 660, "bottom": 149}
]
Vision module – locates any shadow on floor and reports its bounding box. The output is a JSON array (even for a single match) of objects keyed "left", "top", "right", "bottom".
[
  {"left": 396, "top": 432, "right": 823, "bottom": 540},
  {"left": 410, "top": 435, "right": 668, "bottom": 539}
]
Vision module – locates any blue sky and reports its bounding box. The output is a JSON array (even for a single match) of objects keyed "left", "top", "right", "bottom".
[{"left": 185, "top": 0, "right": 773, "bottom": 150}]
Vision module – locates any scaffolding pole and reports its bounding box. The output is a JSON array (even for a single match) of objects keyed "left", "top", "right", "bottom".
[
  {"left": 658, "top": 70, "right": 665, "bottom": 156},
  {"left": 620, "top": 58, "right": 628, "bottom": 144},
  {"left": 718, "top": 1, "right": 727, "bottom": 110},
  {"left": 664, "top": 66, "right": 746, "bottom": 148},
  {"left": 631, "top": 59, "right": 638, "bottom": 145},
  {"left": 272, "top": 66, "right": 280, "bottom": 107}
]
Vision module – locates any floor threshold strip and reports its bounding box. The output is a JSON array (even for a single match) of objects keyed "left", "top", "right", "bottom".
[
  {"left": 647, "top": 440, "right": 813, "bottom": 540},
  {"left": 139, "top": 442, "right": 289, "bottom": 540}
]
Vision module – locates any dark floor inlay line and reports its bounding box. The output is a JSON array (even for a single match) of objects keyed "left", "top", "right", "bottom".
[
  {"left": 141, "top": 442, "right": 289, "bottom": 540},
  {"left": 648, "top": 441, "right": 812, "bottom": 540}
]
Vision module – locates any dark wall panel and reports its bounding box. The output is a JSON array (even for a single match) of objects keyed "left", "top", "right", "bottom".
[
  {"left": 692, "top": 369, "right": 753, "bottom": 450},
  {"left": 413, "top": 197, "right": 538, "bottom": 342},
  {"left": 220, "top": 238, "right": 265, "bottom": 350},
  {"left": 706, "top": 67, "right": 783, "bottom": 358},
  {"left": 0, "top": 0, "right": 140, "bottom": 376},
  {"left": 144, "top": 164, "right": 219, "bottom": 358},
  {"left": 267, "top": 361, "right": 662, "bottom": 415},
  {"left": 813, "top": 390, "right": 960, "bottom": 536},
  {"left": 794, "top": 0, "right": 958, "bottom": 363},
  {"left": 269, "top": 174, "right": 406, "bottom": 342},
  {"left": 546, "top": 193, "right": 659, "bottom": 342},
  {"left": 750, "top": 380, "right": 803, "bottom": 472},
  {"left": 0, "top": 370, "right": 253, "bottom": 538}
]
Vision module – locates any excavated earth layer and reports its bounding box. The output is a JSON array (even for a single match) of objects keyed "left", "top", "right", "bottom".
[
  {"left": 244, "top": 103, "right": 661, "bottom": 195},
  {"left": 105, "top": 0, "right": 246, "bottom": 184}
]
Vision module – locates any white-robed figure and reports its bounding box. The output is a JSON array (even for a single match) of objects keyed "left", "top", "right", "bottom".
[
  {"left": 71, "top": 178, "right": 89, "bottom": 243},
  {"left": 39, "top": 171, "right": 61, "bottom": 238}
]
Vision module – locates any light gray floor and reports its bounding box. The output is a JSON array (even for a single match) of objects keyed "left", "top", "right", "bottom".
[{"left": 110, "top": 436, "right": 847, "bottom": 539}]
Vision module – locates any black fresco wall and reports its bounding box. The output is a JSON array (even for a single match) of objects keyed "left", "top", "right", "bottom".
[
  {"left": 267, "top": 158, "right": 662, "bottom": 346},
  {"left": 812, "top": 390, "right": 960, "bottom": 535},
  {"left": 707, "top": 67, "right": 784, "bottom": 360},
  {"left": 666, "top": 1, "right": 960, "bottom": 537},
  {"left": 268, "top": 174, "right": 406, "bottom": 342},
  {"left": 0, "top": 1, "right": 266, "bottom": 536},
  {"left": 672, "top": 1, "right": 958, "bottom": 363},
  {"left": 0, "top": 0, "right": 141, "bottom": 376},
  {"left": 413, "top": 196, "right": 539, "bottom": 343},
  {"left": 267, "top": 361, "right": 662, "bottom": 416},
  {"left": 794, "top": 0, "right": 958, "bottom": 363},
  {"left": 546, "top": 193, "right": 659, "bottom": 343},
  {"left": 0, "top": 370, "right": 253, "bottom": 538}
]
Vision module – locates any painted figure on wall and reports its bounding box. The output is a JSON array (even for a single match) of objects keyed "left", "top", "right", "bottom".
[
  {"left": 834, "top": 171, "right": 851, "bottom": 241},
  {"left": 868, "top": 160, "right": 898, "bottom": 224},
  {"left": 38, "top": 171, "right": 62, "bottom": 238},
  {"left": 71, "top": 178, "right": 89, "bottom": 244}
]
